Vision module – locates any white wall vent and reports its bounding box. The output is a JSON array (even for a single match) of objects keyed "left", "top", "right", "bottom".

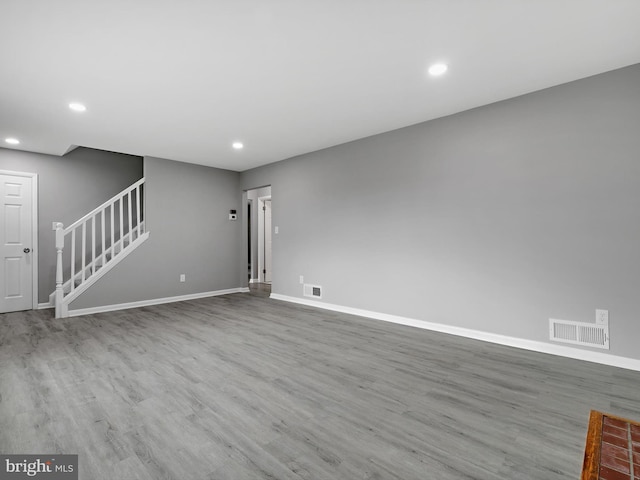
[
  {"left": 549, "top": 318, "right": 609, "bottom": 350},
  {"left": 303, "top": 284, "right": 322, "bottom": 299}
]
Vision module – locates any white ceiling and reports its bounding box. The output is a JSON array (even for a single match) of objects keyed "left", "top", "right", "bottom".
[{"left": 1, "top": 1, "right": 639, "bottom": 172}]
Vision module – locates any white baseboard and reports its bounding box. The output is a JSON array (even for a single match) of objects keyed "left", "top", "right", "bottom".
[
  {"left": 67, "top": 287, "right": 248, "bottom": 317},
  {"left": 37, "top": 302, "right": 54, "bottom": 310},
  {"left": 249, "top": 278, "right": 260, "bottom": 284},
  {"left": 270, "top": 293, "right": 640, "bottom": 372}
]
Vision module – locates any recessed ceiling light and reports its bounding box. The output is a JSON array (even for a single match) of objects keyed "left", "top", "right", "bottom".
[
  {"left": 428, "top": 63, "right": 448, "bottom": 76},
  {"left": 69, "top": 102, "right": 87, "bottom": 112},
  {"left": 232, "top": 142, "right": 244, "bottom": 150},
  {"left": 4, "top": 138, "right": 20, "bottom": 145}
]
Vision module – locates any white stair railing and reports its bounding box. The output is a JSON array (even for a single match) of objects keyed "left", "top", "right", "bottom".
[{"left": 54, "top": 178, "right": 147, "bottom": 318}]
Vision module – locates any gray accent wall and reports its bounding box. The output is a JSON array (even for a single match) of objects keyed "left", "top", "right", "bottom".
[
  {"left": 0, "top": 147, "right": 143, "bottom": 303},
  {"left": 70, "top": 156, "right": 242, "bottom": 309},
  {"left": 240, "top": 64, "right": 640, "bottom": 360}
]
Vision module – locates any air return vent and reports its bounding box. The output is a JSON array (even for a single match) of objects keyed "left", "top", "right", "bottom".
[
  {"left": 549, "top": 318, "right": 609, "bottom": 350},
  {"left": 303, "top": 284, "right": 322, "bottom": 299}
]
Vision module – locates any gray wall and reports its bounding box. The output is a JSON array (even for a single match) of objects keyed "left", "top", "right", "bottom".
[
  {"left": 241, "top": 64, "right": 640, "bottom": 360},
  {"left": 71, "top": 156, "right": 242, "bottom": 309},
  {"left": 0, "top": 147, "right": 143, "bottom": 303}
]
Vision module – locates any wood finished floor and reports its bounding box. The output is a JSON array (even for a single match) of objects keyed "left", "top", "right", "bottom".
[{"left": 1, "top": 293, "right": 640, "bottom": 480}]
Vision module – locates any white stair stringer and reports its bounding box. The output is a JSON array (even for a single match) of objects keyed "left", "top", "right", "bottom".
[{"left": 57, "top": 230, "right": 150, "bottom": 317}]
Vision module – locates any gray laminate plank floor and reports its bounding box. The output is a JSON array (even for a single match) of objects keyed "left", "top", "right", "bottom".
[{"left": 1, "top": 294, "right": 639, "bottom": 479}]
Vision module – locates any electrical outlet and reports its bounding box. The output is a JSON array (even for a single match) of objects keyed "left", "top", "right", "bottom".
[
  {"left": 299, "top": 275, "right": 304, "bottom": 284},
  {"left": 180, "top": 274, "right": 186, "bottom": 283},
  {"left": 596, "top": 309, "right": 608, "bottom": 325}
]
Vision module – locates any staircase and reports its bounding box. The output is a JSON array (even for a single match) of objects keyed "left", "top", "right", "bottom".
[{"left": 53, "top": 178, "right": 149, "bottom": 318}]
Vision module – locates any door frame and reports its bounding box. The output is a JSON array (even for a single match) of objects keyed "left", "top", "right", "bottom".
[
  {"left": 247, "top": 198, "right": 253, "bottom": 282},
  {"left": 0, "top": 169, "right": 39, "bottom": 310}
]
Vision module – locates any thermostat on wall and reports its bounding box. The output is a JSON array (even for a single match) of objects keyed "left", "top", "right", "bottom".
[{"left": 229, "top": 209, "right": 237, "bottom": 221}]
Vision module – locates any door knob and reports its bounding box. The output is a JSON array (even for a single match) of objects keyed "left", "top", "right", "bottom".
[{"left": 23, "top": 248, "right": 31, "bottom": 253}]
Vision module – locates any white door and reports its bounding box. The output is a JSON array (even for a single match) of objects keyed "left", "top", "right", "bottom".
[
  {"left": 264, "top": 200, "right": 272, "bottom": 283},
  {"left": 0, "top": 173, "right": 34, "bottom": 313}
]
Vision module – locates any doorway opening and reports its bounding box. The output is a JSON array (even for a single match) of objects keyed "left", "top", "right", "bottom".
[
  {"left": 245, "top": 186, "right": 272, "bottom": 290},
  {"left": 261, "top": 197, "right": 272, "bottom": 283}
]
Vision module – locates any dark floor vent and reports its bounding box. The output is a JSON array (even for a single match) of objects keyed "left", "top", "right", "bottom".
[{"left": 303, "top": 284, "right": 322, "bottom": 299}]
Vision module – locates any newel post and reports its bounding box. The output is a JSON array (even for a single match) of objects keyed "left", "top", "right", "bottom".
[{"left": 54, "top": 222, "right": 64, "bottom": 318}]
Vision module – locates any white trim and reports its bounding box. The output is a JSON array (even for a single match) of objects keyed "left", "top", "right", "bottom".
[
  {"left": 37, "top": 302, "right": 54, "bottom": 310},
  {"left": 270, "top": 293, "right": 640, "bottom": 372},
  {"left": 0, "top": 169, "right": 39, "bottom": 177},
  {"left": 67, "top": 287, "right": 249, "bottom": 317},
  {"left": 0, "top": 169, "right": 38, "bottom": 311},
  {"left": 249, "top": 278, "right": 260, "bottom": 283}
]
